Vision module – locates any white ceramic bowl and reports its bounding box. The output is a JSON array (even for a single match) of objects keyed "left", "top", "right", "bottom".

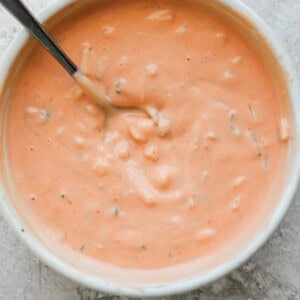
[{"left": 0, "top": 0, "right": 299, "bottom": 297}]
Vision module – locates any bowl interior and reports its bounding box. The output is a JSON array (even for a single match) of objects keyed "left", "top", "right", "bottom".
[{"left": 0, "top": 0, "right": 299, "bottom": 297}]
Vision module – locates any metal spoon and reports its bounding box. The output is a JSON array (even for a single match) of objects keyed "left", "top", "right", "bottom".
[{"left": 0, "top": 0, "right": 112, "bottom": 109}]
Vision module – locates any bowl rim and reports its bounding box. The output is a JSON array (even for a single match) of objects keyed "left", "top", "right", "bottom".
[{"left": 0, "top": 0, "right": 299, "bottom": 297}]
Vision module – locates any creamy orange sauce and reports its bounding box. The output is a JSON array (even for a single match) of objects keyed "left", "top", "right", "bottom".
[{"left": 7, "top": 0, "right": 290, "bottom": 270}]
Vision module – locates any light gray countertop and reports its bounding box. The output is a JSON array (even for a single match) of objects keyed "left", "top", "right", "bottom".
[{"left": 0, "top": 1, "right": 299, "bottom": 299}]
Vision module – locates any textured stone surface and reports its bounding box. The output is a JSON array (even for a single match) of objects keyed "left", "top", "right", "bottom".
[{"left": 0, "top": 0, "right": 299, "bottom": 299}]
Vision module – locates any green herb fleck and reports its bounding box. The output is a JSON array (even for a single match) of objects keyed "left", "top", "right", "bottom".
[
  {"left": 39, "top": 108, "right": 52, "bottom": 123},
  {"left": 115, "top": 78, "right": 126, "bottom": 94},
  {"left": 112, "top": 207, "right": 119, "bottom": 216},
  {"left": 45, "top": 109, "right": 52, "bottom": 118}
]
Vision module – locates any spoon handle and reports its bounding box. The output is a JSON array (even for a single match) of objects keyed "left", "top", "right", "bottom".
[{"left": 0, "top": 0, "right": 78, "bottom": 76}]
